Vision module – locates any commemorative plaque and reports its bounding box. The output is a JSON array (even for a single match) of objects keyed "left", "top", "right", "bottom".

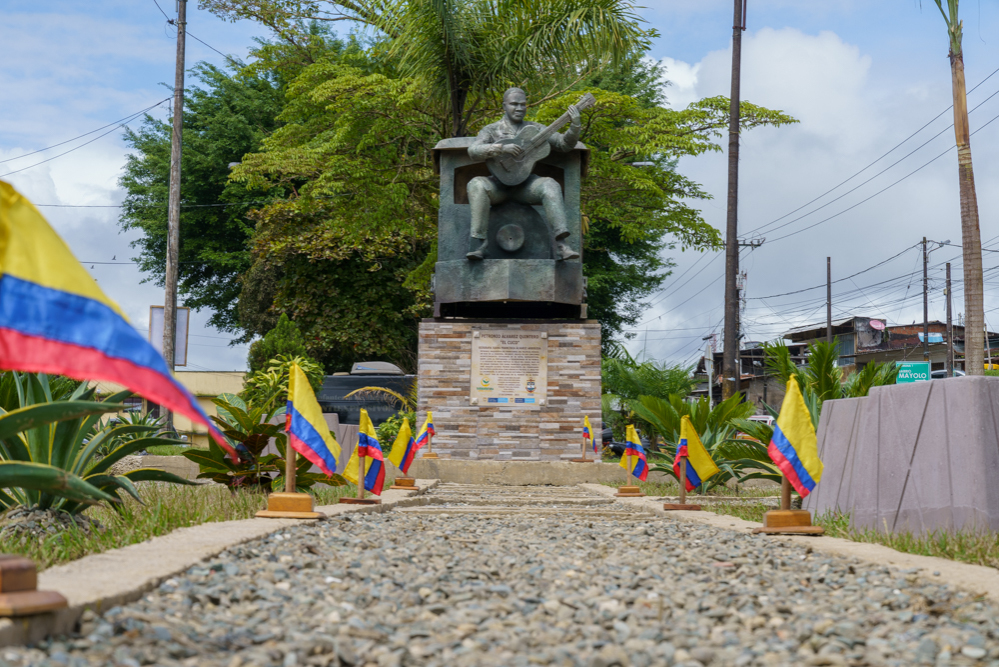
[{"left": 470, "top": 330, "right": 547, "bottom": 406}]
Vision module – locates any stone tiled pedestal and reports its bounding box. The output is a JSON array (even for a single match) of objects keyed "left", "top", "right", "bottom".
[{"left": 418, "top": 319, "right": 601, "bottom": 460}]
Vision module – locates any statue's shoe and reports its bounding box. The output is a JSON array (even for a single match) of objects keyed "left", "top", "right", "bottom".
[
  {"left": 557, "top": 243, "right": 579, "bottom": 261},
  {"left": 466, "top": 238, "right": 488, "bottom": 260}
]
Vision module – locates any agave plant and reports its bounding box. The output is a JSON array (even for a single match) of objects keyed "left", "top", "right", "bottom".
[
  {"left": 92, "top": 409, "right": 167, "bottom": 460},
  {"left": 183, "top": 393, "right": 345, "bottom": 492},
  {"left": 0, "top": 372, "right": 195, "bottom": 514}
]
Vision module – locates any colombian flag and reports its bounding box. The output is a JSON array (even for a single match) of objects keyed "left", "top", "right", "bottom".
[
  {"left": 675, "top": 415, "right": 720, "bottom": 491},
  {"left": 413, "top": 412, "right": 434, "bottom": 451},
  {"left": 583, "top": 415, "right": 596, "bottom": 454},
  {"left": 768, "top": 376, "right": 823, "bottom": 497},
  {"left": 344, "top": 409, "right": 385, "bottom": 495},
  {"left": 387, "top": 418, "right": 417, "bottom": 475},
  {"left": 286, "top": 363, "right": 340, "bottom": 475},
  {"left": 618, "top": 424, "right": 648, "bottom": 481},
  {"left": 0, "top": 181, "right": 237, "bottom": 459}
]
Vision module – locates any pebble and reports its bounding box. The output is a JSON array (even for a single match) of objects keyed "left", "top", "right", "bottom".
[{"left": 2, "top": 485, "right": 999, "bottom": 666}]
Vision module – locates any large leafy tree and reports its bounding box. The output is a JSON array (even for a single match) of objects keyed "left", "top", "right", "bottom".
[
  {"left": 117, "top": 28, "right": 356, "bottom": 333},
  {"left": 232, "top": 56, "right": 793, "bottom": 365},
  {"left": 203, "top": 0, "right": 653, "bottom": 137}
]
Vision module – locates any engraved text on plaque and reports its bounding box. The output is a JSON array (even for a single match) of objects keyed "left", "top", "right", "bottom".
[{"left": 470, "top": 330, "right": 547, "bottom": 406}]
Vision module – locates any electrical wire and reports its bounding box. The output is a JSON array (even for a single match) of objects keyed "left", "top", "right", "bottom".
[{"left": 0, "top": 99, "right": 169, "bottom": 167}]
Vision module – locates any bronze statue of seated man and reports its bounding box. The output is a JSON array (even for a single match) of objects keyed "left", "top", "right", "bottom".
[{"left": 465, "top": 87, "right": 581, "bottom": 261}]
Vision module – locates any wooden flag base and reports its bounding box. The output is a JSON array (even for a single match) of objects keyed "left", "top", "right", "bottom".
[
  {"left": 339, "top": 497, "right": 381, "bottom": 505},
  {"left": 0, "top": 556, "right": 67, "bottom": 617},
  {"left": 569, "top": 457, "right": 592, "bottom": 463},
  {"left": 615, "top": 485, "right": 645, "bottom": 497},
  {"left": 390, "top": 476, "right": 419, "bottom": 490},
  {"left": 256, "top": 492, "right": 325, "bottom": 519},
  {"left": 663, "top": 503, "right": 702, "bottom": 511},
  {"left": 752, "top": 509, "right": 825, "bottom": 535},
  {"left": 421, "top": 453, "right": 439, "bottom": 459}
]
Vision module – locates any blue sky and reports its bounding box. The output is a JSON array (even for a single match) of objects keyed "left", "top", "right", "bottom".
[{"left": 3, "top": 1, "right": 999, "bottom": 369}]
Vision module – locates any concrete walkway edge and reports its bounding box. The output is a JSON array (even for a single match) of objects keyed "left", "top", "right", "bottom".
[
  {"left": 0, "top": 481, "right": 439, "bottom": 648},
  {"left": 581, "top": 483, "right": 999, "bottom": 604}
]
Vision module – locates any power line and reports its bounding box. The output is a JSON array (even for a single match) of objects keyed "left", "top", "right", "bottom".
[
  {"left": 0, "top": 99, "right": 169, "bottom": 167},
  {"left": 742, "top": 62, "right": 999, "bottom": 240}
]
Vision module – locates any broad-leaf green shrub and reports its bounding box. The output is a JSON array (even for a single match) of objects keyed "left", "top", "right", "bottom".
[
  {"left": 183, "top": 393, "right": 346, "bottom": 492},
  {"left": 0, "top": 372, "right": 194, "bottom": 514}
]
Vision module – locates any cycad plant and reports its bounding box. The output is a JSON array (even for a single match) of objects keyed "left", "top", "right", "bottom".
[
  {"left": 631, "top": 394, "right": 755, "bottom": 492},
  {"left": 0, "top": 372, "right": 195, "bottom": 514}
]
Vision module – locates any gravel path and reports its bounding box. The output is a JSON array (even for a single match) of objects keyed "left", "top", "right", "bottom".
[{"left": 3, "top": 484, "right": 999, "bottom": 666}]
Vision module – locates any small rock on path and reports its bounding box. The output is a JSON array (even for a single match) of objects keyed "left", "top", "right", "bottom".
[{"left": 2, "top": 488, "right": 999, "bottom": 666}]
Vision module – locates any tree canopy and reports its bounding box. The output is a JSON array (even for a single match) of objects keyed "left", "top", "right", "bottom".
[{"left": 117, "top": 14, "right": 796, "bottom": 370}]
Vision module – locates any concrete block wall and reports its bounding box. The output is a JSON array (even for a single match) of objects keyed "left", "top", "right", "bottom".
[
  {"left": 418, "top": 319, "right": 601, "bottom": 460},
  {"left": 805, "top": 376, "right": 999, "bottom": 534}
]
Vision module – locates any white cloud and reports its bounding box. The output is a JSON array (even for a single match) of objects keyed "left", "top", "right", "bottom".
[{"left": 636, "top": 26, "right": 999, "bottom": 364}]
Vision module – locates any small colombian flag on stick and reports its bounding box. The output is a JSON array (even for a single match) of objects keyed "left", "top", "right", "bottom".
[
  {"left": 768, "top": 376, "right": 823, "bottom": 497},
  {"left": 583, "top": 415, "right": 596, "bottom": 454},
  {"left": 344, "top": 409, "right": 386, "bottom": 496},
  {"left": 619, "top": 424, "right": 648, "bottom": 482},
  {"left": 387, "top": 418, "right": 416, "bottom": 475},
  {"left": 286, "top": 363, "right": 341, "bottom": 476},
  {"left": 674, "top": 415, "right": 720, "bottom": 491}
]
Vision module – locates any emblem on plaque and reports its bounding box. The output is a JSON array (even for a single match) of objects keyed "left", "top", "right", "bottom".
[{"left": 526, "top": 378, "right": 536, "bottom": 393}]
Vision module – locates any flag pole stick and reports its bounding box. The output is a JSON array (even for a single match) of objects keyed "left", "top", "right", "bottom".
[
  {"left": 284, "top": 439, "right": 296, "bottom": 493},
  {"left": 780, "top": 475, "right": 791, "bottom": 511},
  {"left": 423, "top": 431, "right": 438, "bottom": 459},
  {"left": 357, "top": 451, "right": 365, "bottom": 501},
  {"left": 679, "top": 457, "right": 688, "bottom": 505}
]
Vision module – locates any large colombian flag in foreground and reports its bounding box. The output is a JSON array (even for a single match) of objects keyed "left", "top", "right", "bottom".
[
  {"left": 286, "top": 363, "right": 340, "bottom": 475},
  {"left": 619, "top": 424, "right": 648, "bottom": 481},
  {"left": 768, "top": 376, "right": 823, "bottom": 497},
  {"left": 343, "top": 409, "right": 385, "bottom": 495},
  {"left": 0, "top": 181, "right": 238, "bottom": 459},
  {"left": 675, "top": 415, "right": 720, "bottom": 491}
]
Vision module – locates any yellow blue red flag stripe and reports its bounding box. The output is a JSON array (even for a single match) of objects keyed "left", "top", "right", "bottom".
[
  {"left": 0, "top": 181, "right": 238, "bottom": 460},
  {"left": 768, "top": 376, "right": 823, "bottom": 497},
  {"left": 618, "top": 424, "right": 648, "bottom": 481},
  {"left": 387, "top": 419, "right": 416, "bottom": 474},
  {"left": 583, "top": 415, "right": 596, "bottom": 453},
  {"left": 413, "top": 412, "right": 434, "bottom": 452},
  {"left": 286, "top": 363, "right": 340, "bottom": 476},
  {"left": 674, "top": 415, "right": 720, "bottom": 491}
]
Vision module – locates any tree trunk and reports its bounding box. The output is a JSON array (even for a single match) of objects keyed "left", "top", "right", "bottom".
[{"left": 949, "top": 50, "right": 985, "bottom": 375}]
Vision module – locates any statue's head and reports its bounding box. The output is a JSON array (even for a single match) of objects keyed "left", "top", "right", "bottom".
[{"left": 502, "top": 87, "right": 528, "bottom": 123}]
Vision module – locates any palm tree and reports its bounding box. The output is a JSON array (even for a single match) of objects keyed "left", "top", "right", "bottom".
[
  {"left": 204, "top": 0, "right": 651, "bottom": 137},
  {"left": 933, "top": 0, "right": 985, "bottom": 375}
]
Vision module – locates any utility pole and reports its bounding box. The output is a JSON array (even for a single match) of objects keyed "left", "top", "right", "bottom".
[
  {"left": 922, "top": 237, "right": 929, "bottom": 363},
  {"left": 163, "top": 0, "right": 187, "bottom": 434},
  {"left": 946, "top": 263, "right": 953, "bottom": 377},
  {"left": 722, "top": 0, "right": 746, "bottom": 401},
  {"left": 826, "top": 257, "right": 832, "bottom": 345}
]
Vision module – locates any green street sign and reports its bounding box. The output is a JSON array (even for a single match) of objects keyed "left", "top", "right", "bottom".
[{"left": 896, "top": 361, "right": 930, "bottom": 383}]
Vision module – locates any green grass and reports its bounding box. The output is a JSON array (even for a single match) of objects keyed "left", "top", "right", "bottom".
[
  {"left": 604, "top": 479, "right": 779, "bottom": 499},
  {"left": 0, "top": 482, "right": 356, "bottom": 570},
  {"left": 814, "top": 510, "right": 999, "bottom": 569},
  {"left": 145, "top": 445, "right": 207, "bottom": 456}
]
